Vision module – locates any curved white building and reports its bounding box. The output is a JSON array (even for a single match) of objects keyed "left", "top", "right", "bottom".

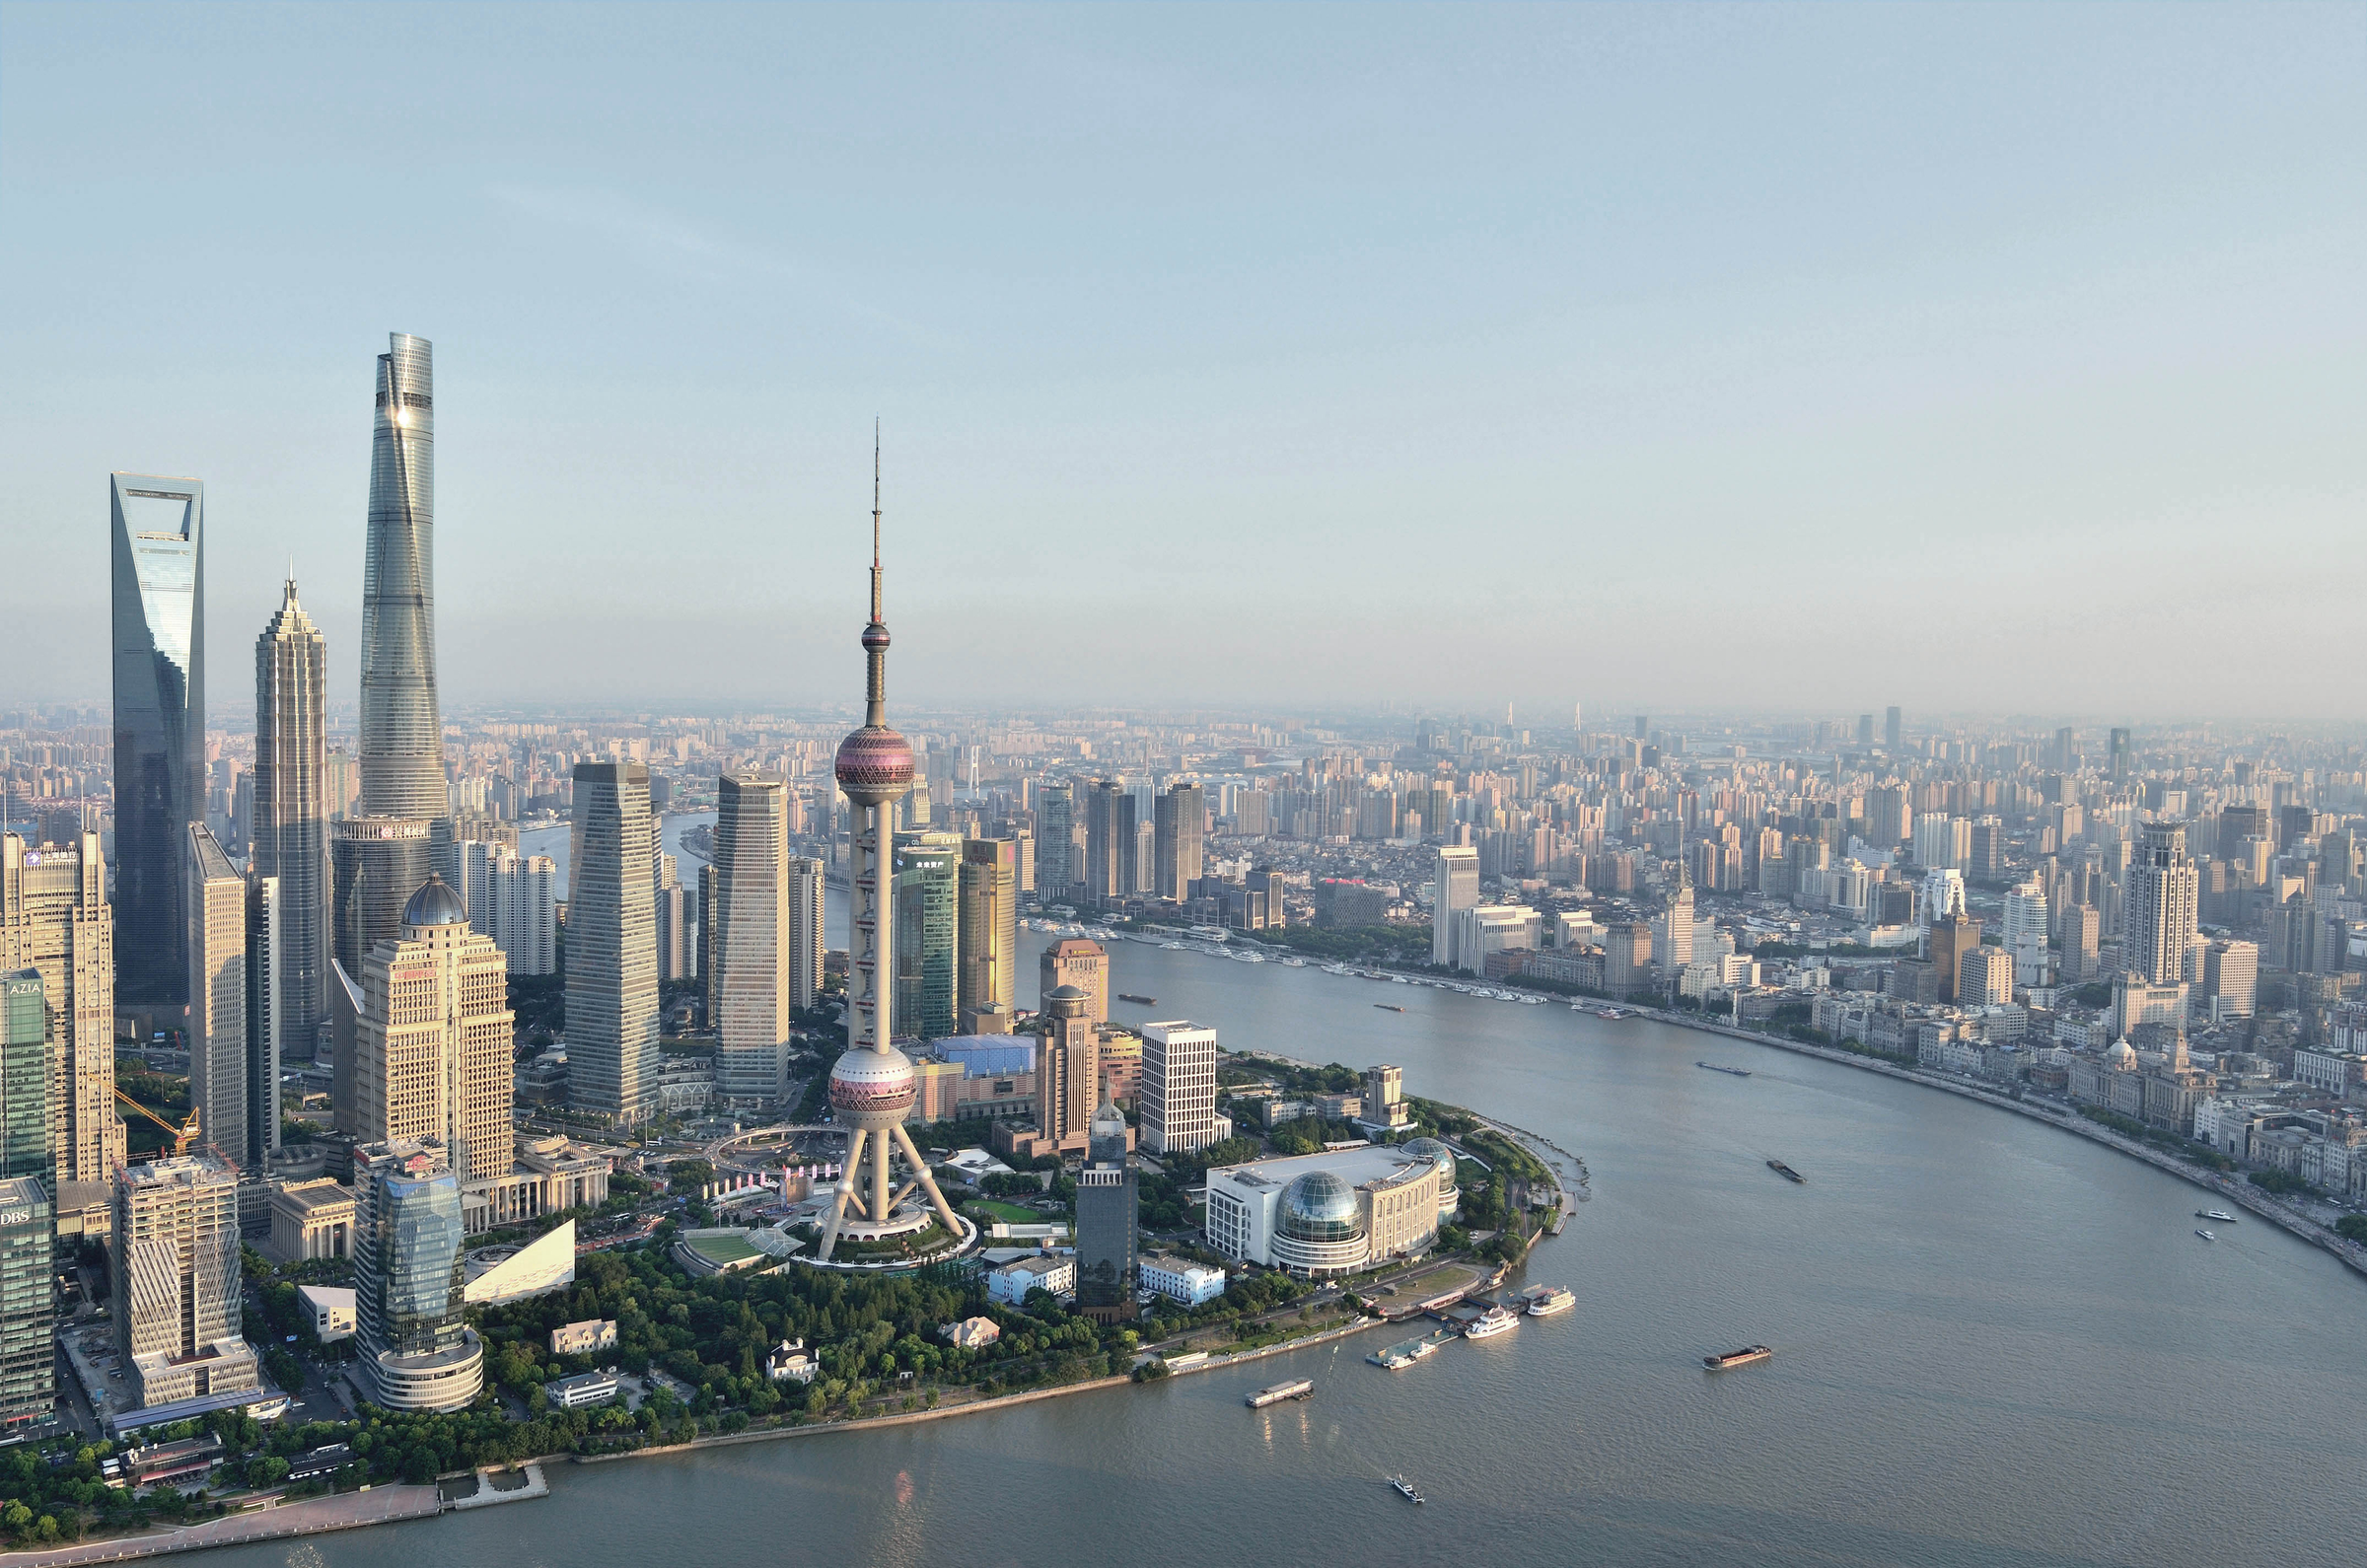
[{"left": 1204, "top": 1144, "right": 1443, "bottom": 1277}]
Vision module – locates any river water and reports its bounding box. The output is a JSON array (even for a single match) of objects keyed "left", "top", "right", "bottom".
[{"left": 223, "top": 928, "right": 2367, "bottom": 1568}]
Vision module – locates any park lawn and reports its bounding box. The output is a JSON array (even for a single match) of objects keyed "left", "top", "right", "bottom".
[{"left": 968, "top": 1200, "right": 1043, "bottom": 1224}]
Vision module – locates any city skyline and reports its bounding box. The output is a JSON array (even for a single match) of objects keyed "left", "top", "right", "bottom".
[{"left": 4, "top": 5, "right": 2360, "bottom": 716}]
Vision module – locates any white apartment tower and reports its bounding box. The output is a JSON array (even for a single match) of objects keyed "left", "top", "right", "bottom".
[
  {"left": 1139, "top": 1020, "right": 1220, "bottom": 1155},
  {"left": 1431, "top": 846, "right": 1479, "bottom": 967},
  {"left": 2125, "top": 821, "right": 2199, "bottom": 987}
]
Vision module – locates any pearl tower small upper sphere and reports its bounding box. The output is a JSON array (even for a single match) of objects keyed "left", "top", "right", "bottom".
[{"left": 834, "top": 725, "right": 915, "bottom": 809}]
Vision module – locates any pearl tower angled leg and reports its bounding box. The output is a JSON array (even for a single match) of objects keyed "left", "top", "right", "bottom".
[
  {"left": 817, "top": 1127, "right": 868, "bottom": 1258},
  {"left": 891, "top": 1123, "right": 963, "bottom": 1235}
]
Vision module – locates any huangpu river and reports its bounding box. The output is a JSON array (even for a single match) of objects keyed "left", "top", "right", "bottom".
[{"left": 231, "top": 913, "right": 2367, "bottom": 1567}]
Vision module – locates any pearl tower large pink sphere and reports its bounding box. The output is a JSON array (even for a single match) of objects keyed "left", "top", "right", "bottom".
[
  {"left": 834, "top": 723, "right": 915, "bottom": 810},
  {"left": 828, "top": 1045, "right": 917, "bottom": 1127}
]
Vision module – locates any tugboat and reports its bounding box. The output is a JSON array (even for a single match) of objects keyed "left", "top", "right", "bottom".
[
  {"left": 1703, "top": 1345, "right": 1773, "bottom": 1371},
  {"left": 1390, "top": 1475, "right": 1425, "bottom": 1505},
  {"left": 1765, "top": 1160, "right": 1806, "bottom": 1184}
]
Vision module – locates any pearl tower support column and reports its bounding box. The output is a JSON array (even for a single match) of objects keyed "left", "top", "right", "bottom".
[{"left": 816, "top": 435, "right": 964, "bottom": 1262}]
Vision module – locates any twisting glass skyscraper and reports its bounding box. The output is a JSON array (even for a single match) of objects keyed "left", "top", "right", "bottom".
[
  {"left": 253, "top": 578, "right": 327, "bottom": 1063},
  {"left": 360, "top": 333, "right": 447, "bottom": 823},
  {"left": 109, "top": 472, "right": 204, "bottom": 1010}
]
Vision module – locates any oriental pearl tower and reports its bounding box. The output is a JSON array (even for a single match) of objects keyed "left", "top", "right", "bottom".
[{"left": 815, "top": 433, "right": 968, "bottom": 1262}]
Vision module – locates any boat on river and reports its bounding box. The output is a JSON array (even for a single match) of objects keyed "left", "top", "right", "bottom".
[
  {"left": 1516, "top": 1285, "right": 1575, "bottom": 1318},
  {"left": 1368, "top": 1336, "right": 1442, "bottom": 1369},
  {"left": 1390, "top": 1475, "right": 1425, "bottom": 1504},
  {"left": 1704, "top": 1345, "right": 1772, "bottom": 1371},
  {"left": 2195, "top": 1229, "right": 2217, "bottom": 1242},
  {"left": 1463, "top": 1305, "right": 1521, "bottom": 1340},
  {"left": 1247, "top": 1379, "right": 1314, "bottom": 1407},
  {"left": 1375, "top": 1003, "right": 1405, "bottom": 1013},
  {"left": 1117, "top": 993, "right": 1157, "bottom": 1004},
  {"left": 2196, "top": 1210, "right": 2237, "bottom": 1223},
  {"left": 1696, "top": 1061, "right": 1753, "bottom": 1077},
  {"left": 1766, "top": 1160, "right": 1806, "bottom": 1183}
]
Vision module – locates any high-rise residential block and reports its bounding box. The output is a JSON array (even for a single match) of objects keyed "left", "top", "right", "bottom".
[
  {"left": 351, "top": 1140, "right": 481, "bottom": 1411},
  {"left": 112, "top": 1153, "right": 258, "bottom": 1408},
  {"left": 110, "top": 472, "right": 205, "bottom": 1011},
  {"left": 958, "top": 838, "right": 1017, "bottom": 1030},
  {"left": 713, "top": 774, "right": 793, "bottom": 1105},
  {"left": 0, "top": 1176, "right": 53, "bottom": 1429},
  {"left": 1865, "top": 786, "right": 1910, "bottom": 849},
  {"left": 2125, "top": 820, "right": 2199, "bottom": 987},
  {"left": 351, "top": 876, "right": 513, "bottom": 1181},
  {"left": 1, "top": 831, "right": 121, "bottom": 1183},
  {"left": 895, "top": 832, "right": 961, "bottom": 1043},
  {"left": 1074, "top": 1098, "right": 1137, "bottom": 1323},
  {"left": 567, "top": 762, "right": 660, "bottom": 1121},
  {"left": 1039, "top": 938, "right": 1108, "bottom": 1026},
  {"left": 0, "top": 972, "right": 49, "bottom": 1188},
  {"left": 1431, "top": 845, "right": 1479, "bottom": 967},
  {"left": 252, "top": 577, "right": 328, "bottom": 1065},
  {"left": 1139, "top": 1020, "right": 1218, "bottom": 1155},
  {"left": 1958, "top": 946, "right": 2013, "bottom": 1008}
]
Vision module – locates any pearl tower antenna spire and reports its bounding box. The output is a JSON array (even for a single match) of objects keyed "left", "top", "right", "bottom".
[{"left": 818, "top": 427, "right": 968, "bottom": 1264}]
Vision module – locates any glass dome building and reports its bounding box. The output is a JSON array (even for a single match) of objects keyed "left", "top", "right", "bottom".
[
  {"left": 1399, "top": 1137, "right": 1462, "bottom": 1220},
  {"left": 1271, "top": 1170, "right": 1370, "bottom": 1275}
]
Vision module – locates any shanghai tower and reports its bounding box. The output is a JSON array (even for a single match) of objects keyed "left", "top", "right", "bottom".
[{"left": 359, "top": 332, "right": 447, "bottom": 821}]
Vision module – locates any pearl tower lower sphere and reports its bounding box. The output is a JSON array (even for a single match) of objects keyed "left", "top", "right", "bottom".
[{"left": 833, "top": 723, "right": 915, "bottom": 808}]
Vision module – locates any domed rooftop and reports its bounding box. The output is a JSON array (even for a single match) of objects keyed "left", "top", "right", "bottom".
[
  {"left": 1400, "top": 1137, "right": 1458, "bottom": 1188},
  {"left": 1277, "top": 1170, "right": 1364, "bottom": 1244},
  {"left": 1044, "top": 984, "right": 1088, "bottom": 1018},
  {"left": 2105, "top": 1038, "right": 2139, "bottom": 1069},
  {"left": 401, "top": 875, "right": 466, "bottom": 928}
]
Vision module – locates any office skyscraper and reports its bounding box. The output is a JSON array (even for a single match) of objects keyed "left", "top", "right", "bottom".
[
  {"left": 787, "top": 854, "right": 825, "bottom": 1014},
  {"left": 1139, "top": 1019, "right": 1218, "bottom": 1155},
  {"left": 1083, "top": 779, "right": 1134, "bottom": 906},
  {"left": 1884, "top": 706, "right": 1902, "bottom": 751},
  {"left": 359, "top": 333, "right": 448, "bottom": 826},
  {"left": 252, "top": 577, "right": 328, "bottom": 1064},
  {"left": 1074, "top": 1097, "right": 1137, "bottom": 1323},
  {"left": 713, "top": 774, "right": 792, "bottom": 1106},
  {"left": 1154, "top": 782, "right": 1204, "bottom": 901},
  {"left": 186, "top": 825, "right": 257, "bottom": 1171},
  {"left": 0, "top": 1176, "right": 53, "bottom": 1429},
  {"left": 1, "top": 831, "right": 122, "bottom": 1183},
  {"left": 815, "top": 443, "right": 963, "bottom": 1261},
  {"left": 351, "top": 877, "right": 513, "bottom": 1180},
  {"left": 895, "top": 831, "right": 961, "bottom": 1043},
  {"left": 112, "top": 1153, "right": 258, "bottom": 1408},
  {"left": 1035, "top": 782, "right": 1074, "bottom": 898},
  {"left": 1432, "top": 845, "right": 1479, "bottom": 966},
  {"left": 351, "top": 1140, "right": 481, "bottom": 1411},
  {"left": 2109, "top": 727, "right": 2132, "bottom": 785},
  {"left": 958, "top": 838, "right": 1017, "bottom": 1029},
  {"left": 2126, "top": 821, "right": 2199, "bottom": 987},
  {"left": 110, "top": 472, "right": 204, "bottom": 1012},
  {"left": 568, "top": 763, "right": 660, "bottom": 1122},
  {"left": 1035, "top": 985, "right": 1100, "bottom": 1150},
  {"left": 1040, "top": 937, "right": 1109, "bottom": 1025},
  {"left": 0, "top": 972, "right": 49, "bottom": 1188}
]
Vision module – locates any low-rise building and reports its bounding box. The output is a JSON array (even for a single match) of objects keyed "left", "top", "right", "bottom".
[
  {"left": 766, "top": 1337, "right": 817, "bottom": 1382},
  {"left": 461, "top": 1136, "right": 611, "bottom": 1235},
  {"left": 545, "top": 1371, "right": 621, "bottom": 1409},
  {"left": 268, "top": 1178, "right": 354, "bottom": 1262},
  {"left": 550, "top": 1318, "right": 618, "bottom": 1357},
  {"left": 295, "top": 1284, "right": 356, "bottom": 1343},
  {"left": 463, "top": 1220, "right": 579, "bottom": 1306},
  {"left": 986, "top": 1253, "right": 1076, "bottom": 1306},
  {"left": 940, "top": 1316, "right": 1001, "bottom": 1350},
  {"left": 1137, "top": 1253, "right": 1227, "bottom": 1307}
]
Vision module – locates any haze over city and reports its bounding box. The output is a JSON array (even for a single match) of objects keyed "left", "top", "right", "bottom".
[{"left": 5, "top": 2, "right": 2361, "bottom": 715}]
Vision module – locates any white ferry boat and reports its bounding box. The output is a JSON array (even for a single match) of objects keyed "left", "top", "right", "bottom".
[
  {"left": 1518, "top": 1285, "right": 1575, "bottom": 1318},
  {"left": 1463, "top": 1305, "right": 1521, "bottom": 1340}
]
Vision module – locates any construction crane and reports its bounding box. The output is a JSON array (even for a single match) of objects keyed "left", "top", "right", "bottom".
[{"left": 114, "top": 1088, "right": 200, "bottom": 1158}]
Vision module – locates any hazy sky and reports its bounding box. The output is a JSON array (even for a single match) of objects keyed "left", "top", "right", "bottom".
[{"left": 3, "top": 3, "right": 2361, "bottom": 721}]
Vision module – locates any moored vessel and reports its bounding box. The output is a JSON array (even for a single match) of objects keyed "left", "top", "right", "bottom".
[
  {"left": 1463, "top": 1304, "right": 1521, "bottom": 1340},
  {"left": 1247, "top": 1378, "right": 1315, "bottom": 1407},
  {"left": 1520, "top": 1285, "right": 1575, "bottom": 1318}
]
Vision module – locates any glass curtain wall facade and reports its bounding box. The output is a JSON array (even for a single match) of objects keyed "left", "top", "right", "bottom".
[
  {"left": 0, "top": 1177, "right": 53, "bottom": 1428},
  {"left": 252, "top": 578, "right": 327, "bottom": 1065},
  {"left": 359, "top": 334, "right": 447, "bottom": 825},
  {"left": 1036, "top": 784, "right": 1073, "bottom": 899},
  {"left": 895, "top": 833, "right": 961, "bottom": 1043},
  {"left": 566, "top": 763, "right": 660, "bottom": 1120},
  {"left": 109, "top": 472, "right": 204, "bottom": 1010},
  {"left": 0, "top": 972, "right": 49, "bottom": 1188},
  {"left": 712, "top": 774, "right": 791, "bottom": 1105}
]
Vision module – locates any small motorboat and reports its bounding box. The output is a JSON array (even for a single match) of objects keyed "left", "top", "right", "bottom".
[{"left": 1389, "top": 1475, "right": 1425, "bottom": 1505}]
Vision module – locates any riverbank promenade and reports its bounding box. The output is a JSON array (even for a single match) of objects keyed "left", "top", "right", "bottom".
[{"left": 0, "top": 1486, "right": 441, "bottom": 1566}]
